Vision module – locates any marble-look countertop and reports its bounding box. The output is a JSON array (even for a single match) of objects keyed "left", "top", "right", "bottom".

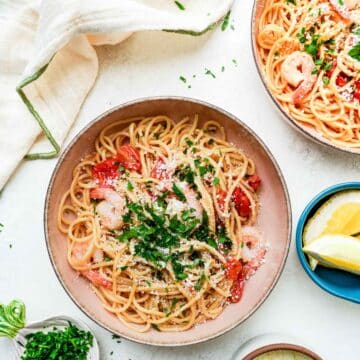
[{"left": 1, "top": 1, "right": 359, "bottom": 359}]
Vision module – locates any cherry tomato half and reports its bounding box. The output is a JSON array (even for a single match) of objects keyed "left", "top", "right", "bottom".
[
  {"left": 232, "top": 187, "right": 251, "bottom": 217},
  {"left": 247, "top": 175, "right": 261, "bottom": 191}
]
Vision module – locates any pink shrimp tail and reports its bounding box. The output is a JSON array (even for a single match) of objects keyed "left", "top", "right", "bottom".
[
  {"left": 90, "top": 187, "right": 107, "bottom": 199},
  {"left": 292, "top": 80, "right": 314, "bottom": 105}
]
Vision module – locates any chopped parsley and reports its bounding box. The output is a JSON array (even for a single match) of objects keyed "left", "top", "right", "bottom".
[
  {"left": 21, "top": 322, "right": 93, "bottom": 360},
  {"left": 322, "top": 76, "right": 330, "bottom": 85},
  {"left": 194, "top": 159, "right": 214, "bottom": 177},
  {"left": 174, "top": 1, "right": 185, "bottom": 10},
  {"left": 296, "top": 27, "right": 306, "bottom": 44},
  {"left": 151, "top": 323, "right": 160, "bottom": 331},
  {"left": 171, "top": 298, "right": 179, "bottom": 310},
  {"left": 127, "top": 181, "right": 134, "bottom": 191},
  {"left": 172, "top": 183, "right": 186, "bottom": 201},
  {"left": 348, "top": 42, "right": 360, "bottom": 62},
  {"left": 338, "top": 0, "right": 344, "bottom": 5},
  {"left": 212, "top": 177, "right": 220, "bottom": 186},
  {"left": 179, "top": 75, "right": 186, "bottom": 83},
  {"left": 175, "top": 165, "right": 196, "bottom": 189},
  {"left": 185, "top": 137, "right": 193, "bottom": 147},
  {"left": 194, "top": 273, "right": 207, "bottom": 291},
  {"left": 205, "top": 68, "right": 216, "bottom": 79},
  {"left": 286, "top": 0, "right": 296, "bottom": 4},
  {"left": 221, "top": 11, "right": 231, "bottom": 31}
]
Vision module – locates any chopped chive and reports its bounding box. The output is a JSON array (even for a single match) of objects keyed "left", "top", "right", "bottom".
[
  {"left": 221, "top": 11, "right": 231, "bottom": 31},
  {"left": 205, "top": 68, "right": 216, "bottom": 78},
  {"left": 174, "top": 1, "right": 185, "bottom": 10}
]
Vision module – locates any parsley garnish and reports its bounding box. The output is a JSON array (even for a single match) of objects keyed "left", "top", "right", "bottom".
[
  {"left": 322, "top": 76, "right": 330, "bottom": 85},
  {"left": 21, "top": 322, "right": 93, "bottom": 360},
  {"left": 194, "top": 273, "right": 207, "bottom": 291},
  {"left": 348, "top": 42, "right": 360, "bottom": 62},
  {"left": 172, "top": 183, "right": 186, "bottom": 201},
  {"left": 127, "top": 181, "right": 134, "bottom": 191},
  {"left": 221, "top": 11, "right": 231, "bottom": 31},
  {"left": 151, "top": 323, "right": 160, "bottom": 331},
  {"left": 179, "top": 75, "right": 186, "bottom": 83},
  {"left": 286, "top": 0, "right": 296, "bottom": 4},
  {"left": 194, "top": 159, "right": 214, "bottom": 177},
  {"left": 212, "top": 177, "right": 220, "bottom": 186},
  {"left": 174, "top": 1, "right": 185, "bottom": 10},
  {"left": 171, "top": 298, "right": 179, "bottom": 310},
  {"left": 205, "top": 68, "right": 216, "bottom": 78}
]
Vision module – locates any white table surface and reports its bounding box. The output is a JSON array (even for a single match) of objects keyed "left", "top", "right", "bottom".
[{"left": 1, "top": 1, "right": 359, "bottom": 359}]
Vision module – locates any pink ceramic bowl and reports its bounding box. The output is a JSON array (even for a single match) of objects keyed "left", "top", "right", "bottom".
[
  {"left": 44, "top": 97, "right": 291, "bottom": 346},
  {"left": 251, "top": 0, "right": 360, "bottom": 155}
]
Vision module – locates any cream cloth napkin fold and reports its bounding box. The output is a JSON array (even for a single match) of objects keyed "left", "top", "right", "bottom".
[{"left": 0, "top": 0, "right": 233, "bottom": 190}]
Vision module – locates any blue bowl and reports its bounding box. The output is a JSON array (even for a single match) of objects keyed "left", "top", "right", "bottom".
[{"left": 296, "top": 182, "right": 360, "bottom": 304}]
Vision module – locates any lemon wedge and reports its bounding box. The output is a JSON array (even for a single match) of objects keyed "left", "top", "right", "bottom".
[
  {"left": 303, "top": 190, "right": 360, "bottom": 270},
  {"left": 303, "top": 234, "right": 360, "bottom": 275}
]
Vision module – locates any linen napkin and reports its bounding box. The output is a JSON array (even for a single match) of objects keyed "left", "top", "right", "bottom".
[{"left": 0, "top": 0, "right": 233, "bottom": 190}]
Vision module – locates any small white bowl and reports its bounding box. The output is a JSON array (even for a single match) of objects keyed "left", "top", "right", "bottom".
[
  {"left": 232, "top": 333, "right": 323, "bottom": 360},
  {"left": 13, "top": 315, "right": 99, "bottom": 360}
]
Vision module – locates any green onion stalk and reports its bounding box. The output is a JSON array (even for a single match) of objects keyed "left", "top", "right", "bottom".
[{"left": 0, "top": 300, "right": 26, "bottom": 338}]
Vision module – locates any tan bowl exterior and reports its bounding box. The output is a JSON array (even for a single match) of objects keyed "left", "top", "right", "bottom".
[
  {"left": 44, "top": 97, "right": 291, "bottom": 346},
  {"left": 251, "top": 0, "right": 360, "bottom": 155}
]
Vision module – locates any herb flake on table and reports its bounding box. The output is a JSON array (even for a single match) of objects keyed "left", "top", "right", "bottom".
[
  {"left": 179, "top": 75, "right": 186, "bottom": 83},
  {"left": 174, "top": 1, "right": 185, "bottom": 10},
  {"left": 221, "top": 11, "right": 231, "bottom": 31},
  {"left": 205, "top": 68, "right": 216, "bottom": 78}
]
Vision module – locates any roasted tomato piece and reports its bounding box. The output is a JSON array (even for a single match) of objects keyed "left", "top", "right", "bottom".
[
  {"left": 232, "top": 187, "right": 251, "bottom": 217},
  {"left": 247, "top": 175, "right": 261, "bottom": 191}
]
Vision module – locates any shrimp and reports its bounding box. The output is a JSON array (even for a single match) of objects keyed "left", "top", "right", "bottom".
[
  {"left": 280, "top": 51, "right": 317, "bottom": 105},
  {"left": 329, "top": 0, "right": 359, "bottom": 21},
  {"left": 72, "top": 242, "right": 113, "bottom": 289},
  {"left": 91, "top": 187, "right": 126, "bottom": 230}
]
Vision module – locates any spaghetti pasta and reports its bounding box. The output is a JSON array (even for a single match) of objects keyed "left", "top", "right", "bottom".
[
  {"left": 58, "top": 115, "right": 265, "bottom": 332},
  {"left": 256, "top": 0, "right": 360, "bottom": 148}
]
